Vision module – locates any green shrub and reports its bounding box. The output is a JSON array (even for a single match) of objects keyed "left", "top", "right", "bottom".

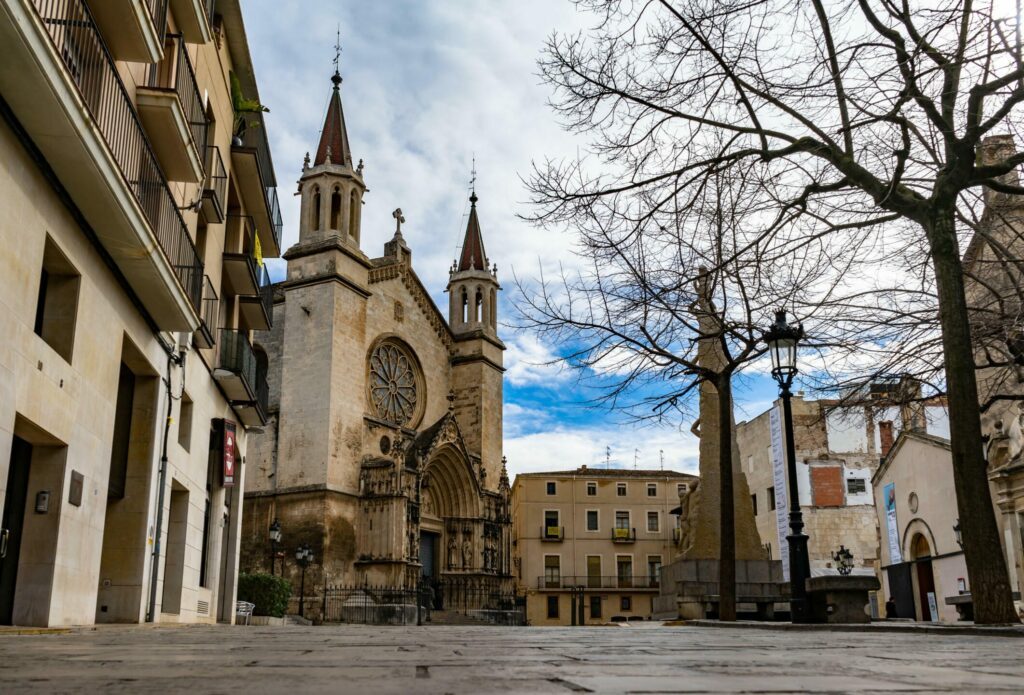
[{"left": 238, "top": 572, "right": 291, "bottom": 617}]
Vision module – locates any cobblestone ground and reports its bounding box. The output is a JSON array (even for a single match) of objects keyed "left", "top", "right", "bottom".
[{"left": 1, "top": 623, "right": 1022, "bottom": 693}]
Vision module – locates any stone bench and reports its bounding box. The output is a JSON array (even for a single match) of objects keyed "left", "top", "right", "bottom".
[
  {"left": 805, "top": 575, "right": 879, "bottom": 624},
  {"left": 944, "top": 592, "right": 1020, "bottom": 622}
]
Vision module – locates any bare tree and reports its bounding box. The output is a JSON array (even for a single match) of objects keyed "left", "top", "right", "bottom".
[{"left": 528, "top": 0, "right": 1023, "bottom": 624}]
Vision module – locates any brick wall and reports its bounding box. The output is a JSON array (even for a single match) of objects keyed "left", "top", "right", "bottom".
[{"left": 810, "top": 466, "right": 844, "bottom": 507}]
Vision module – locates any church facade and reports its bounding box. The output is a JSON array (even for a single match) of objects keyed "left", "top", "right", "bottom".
[{"left": 242, "top": 67, "right": 512, "bottom": 598}]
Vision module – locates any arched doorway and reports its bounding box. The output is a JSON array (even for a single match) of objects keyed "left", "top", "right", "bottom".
[
  {"left": 419, "top": 446, "right": 479, "bottom": 579},
  {"left": 910, "top": 533, "right": 937, "bottom": 621}
]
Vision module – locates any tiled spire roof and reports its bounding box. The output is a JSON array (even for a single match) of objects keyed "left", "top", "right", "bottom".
[
  {"left": 457, "top": 192, "right": 488, "bottom": 271},
  {"left": 313, "top": 71, "right": 353, "bottom": 167}
]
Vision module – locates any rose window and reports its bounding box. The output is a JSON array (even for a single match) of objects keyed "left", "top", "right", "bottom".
[{"left": 369, "top": 342, "right": 418, "bottom": 426}]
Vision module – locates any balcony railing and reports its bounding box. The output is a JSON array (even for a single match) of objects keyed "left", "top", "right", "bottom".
[
  {"left": 258, "top": 265, "right": 274, "bottom": 324},
  {"left": 267, "top": 185, "right": 283, "bottom": 252},
  {"left": 235, "top": 111, "right": 282, "bottom": 252},
  {"left": 218, "top": 329, "right": 258, "bottom": 400},
  {"left": 32, "top": 0, "right": 203, "bottom": 310},
  {"left": 536, "top": 576, "right": 660, "bottom": 590},
  {"left": 148, "top": 32, "right": 207, "bottom": 159},
  {"left": 201, "top": 145, "right": 227, "bottom": 223},
  {"left": 145, "top": 0, "right": 168, "bottom": 39},
  {"left": 195, "top": 275, "right": 218, "bottom": 349},
  {"left": 540, "top": 526, "right": 564, "bottom": 542},
  {"left": 612, "top": 527, "right": 637, "bottom": 543}
]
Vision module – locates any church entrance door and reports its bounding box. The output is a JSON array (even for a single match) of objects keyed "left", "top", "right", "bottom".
[{"left": 420, "top": 531, "right": 440, "bottom": 580}]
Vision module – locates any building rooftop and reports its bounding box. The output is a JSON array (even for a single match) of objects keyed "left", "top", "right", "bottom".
[{"left": 514, "top": 467, "right": 697, "bottom": 480}]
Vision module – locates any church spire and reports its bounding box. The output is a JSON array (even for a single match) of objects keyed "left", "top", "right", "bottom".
[
  {"left": 313, "top": 65, "right": 353, "bottom": 167},
  {"left": 457, "top": 191, "right": 488, "bottom": 271}
]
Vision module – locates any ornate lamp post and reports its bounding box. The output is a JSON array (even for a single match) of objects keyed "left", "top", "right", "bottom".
[
  {"left": 295, "top": 544, "right": 313, "bottom": 618},
  {"left": 268, "top": 519, "right": 282, "bottom": 576},
  {"left": 763, "top": 309, "right": 812, "bottom": 623},
  {"left": 832, "top": 545, "right": 854, "bottom": 576}
]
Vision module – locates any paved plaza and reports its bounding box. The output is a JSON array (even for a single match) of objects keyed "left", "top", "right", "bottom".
[{"left": 1, "top": 623, "right": 1023, "bottom": 693}]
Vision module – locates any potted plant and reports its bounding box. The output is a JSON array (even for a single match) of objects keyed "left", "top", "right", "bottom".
[{"left": 231, "top": 71, "right": 269, "bottom": 146}]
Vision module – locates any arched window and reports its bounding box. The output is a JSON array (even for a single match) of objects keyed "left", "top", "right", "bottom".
[
  {"left": 349, "top": 189, "right": 360, "bottom": 241},
  {"left": 311, "top": 186, "right": 321, "bottom": 231},
  {"left": 490, "top": 288, "right": 497, "bottom": 328},
  {"left": 330, "top": 187, "right": 342, "bottom": 230},
  {"left": 461, "top": 287, "right": 468, "bottom": 324},
  {"left": 475, "top": 287, "right": 483, "bottom": 322}
]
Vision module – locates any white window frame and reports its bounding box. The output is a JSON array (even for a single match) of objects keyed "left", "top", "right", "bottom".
[
  {"left": 646, "top": 510, "right": 660, "bottom": 533},
  {"left": 616, "top": 482, "right": 627, "bottom": 497},
  {"left": 647, "top": 483, "right": 657, "bottom": 497},
  {"left": 586, "top": 481, "right": 597, "bottom": 496},
  {"left": 585, "top": 508, "right": 600, "bottom": 532}
]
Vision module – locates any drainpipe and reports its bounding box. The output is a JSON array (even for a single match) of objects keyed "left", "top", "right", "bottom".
[{"left": 147, "top": 341, "right": 185, "bottom": 622}]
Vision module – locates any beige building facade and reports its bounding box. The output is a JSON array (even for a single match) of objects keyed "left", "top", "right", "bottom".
[
  {"left": 512, "top": 468, "right": 697, "bottom": 625},
  {"left": 243, "top": 67, "right": 513, "bottom": 604},
  {"left": 0, "top": 0, "right": 281, "bottom": 626}
]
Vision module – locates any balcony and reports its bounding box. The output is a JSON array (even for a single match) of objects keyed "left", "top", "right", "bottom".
[
  {"left": 540, "top": 526, "right": 564, "bottom": 542},
  {"left": 239, "top": 266, "right": 273, "bottom": 331},
  {"left": 136, "top": 33, "right": 206, "bottom": 182},
  {"left": 214, "top": 329, "right": 267, "bottom": 427},
  {"left": 194, "top": 275, "right": 218, "bottom": 349},
  {"left": 168, "top": 0, "right": 213, "bottom": 44},
  {"left": 200, "top": 145, "right": 227, "bottom": 224},
  {"left": 231, "top": 111, "right": 282, "bottom": 257},
  {"left": 1, "top": 0, "right": 204, "bottom": 328},
  {"left": 90, "top": 0, "right": 165, "bottom": 63},
  {"left": 612, "top": 527, "right": 637, "bottom": 543},
  {"left": 222, "top": 216, "right": 260, "bottom": 297},
  {"left": 535, "top": 576, "right": 659, "bottom": 590}
]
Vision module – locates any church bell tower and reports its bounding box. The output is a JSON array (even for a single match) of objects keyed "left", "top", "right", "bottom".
[{"left": 447, "top": 191, "right": 505, "bottom": 489}]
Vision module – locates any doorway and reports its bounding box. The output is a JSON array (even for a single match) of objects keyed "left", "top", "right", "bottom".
[
  {"left": 0, "top": 437, "right": 32, "bottom": 624},
  {"left": 161, "top": 484, "right": 189, "bottom": 615},
  {"left": 911, "top": 534, "right": 937, "bottom": 621},
  {"left": 420, "top": 531, "right": 440, "bottom": 580}
]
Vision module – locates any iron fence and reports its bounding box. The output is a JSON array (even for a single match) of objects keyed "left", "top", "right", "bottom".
[
  {"left": 31, "top": 0, "right": 204, "bottom": 311},
  {"left": 322, "top": 579, "right": 525, "bottom": 626}
]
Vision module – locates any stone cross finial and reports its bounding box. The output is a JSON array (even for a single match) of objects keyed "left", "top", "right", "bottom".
[
  {"left": 303, "top": 151, "right": 310, "bottom": 170},
  {"left": 392, "top": 208, "right": 405, "bottom": 236},
  {"left": 357, "top": 158, "right": 364, "bottom": 175}
]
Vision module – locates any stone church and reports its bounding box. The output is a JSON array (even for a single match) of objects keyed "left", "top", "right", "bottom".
[{"left": 242, "top": 67, "right": 512, "bottom": 595}]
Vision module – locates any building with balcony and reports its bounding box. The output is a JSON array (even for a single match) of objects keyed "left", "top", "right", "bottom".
[
  {"left": 511, "top": 467, "right": 697, "bottom": 625},
  {"left": 0, "top": 0, "right": 281, "bottom": 626}
]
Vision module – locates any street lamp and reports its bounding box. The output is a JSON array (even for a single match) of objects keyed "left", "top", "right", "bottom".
[
  {"left": 295, "top": 544, "right": 313, "bottom": 618},
  {"left": 832, "top": 545, "right": 854, "bottom": 576},
  {"left": 953, "top": 519, "right": 963, "bottom": 550},
  {"left": 763, "top": 309, "right": 813, "bottom": 623},
  {"left": 269, "top": 519, "right": 282, "bottom": 576}
]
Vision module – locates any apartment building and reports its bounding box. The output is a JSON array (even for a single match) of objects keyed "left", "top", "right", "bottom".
[
  {"left": 0, "top": 0, "right": 281, "bottom": 626},
  {"left": 512, "top": 467, "right": 697, "bottom": 625}
]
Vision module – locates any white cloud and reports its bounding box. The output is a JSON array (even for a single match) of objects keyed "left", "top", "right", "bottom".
[{"left": 504, "top": 333, "right": 571, "bottom": 387}]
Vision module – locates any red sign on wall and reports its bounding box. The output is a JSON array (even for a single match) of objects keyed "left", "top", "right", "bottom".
[{"left": 223, "top": 419, "right": 237, "bottom": 487}]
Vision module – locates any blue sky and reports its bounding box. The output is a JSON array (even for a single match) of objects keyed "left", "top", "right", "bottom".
[{"left": 242, "top": 0, "right": 786, "bottom": 478}]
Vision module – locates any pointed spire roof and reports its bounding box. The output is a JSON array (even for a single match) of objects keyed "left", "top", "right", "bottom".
[
  {"left": 457, "top": 192, "right": 488, "bottom": 271},
  {"left": 314, "top": 71, "right": 353, "bottom": 167}
]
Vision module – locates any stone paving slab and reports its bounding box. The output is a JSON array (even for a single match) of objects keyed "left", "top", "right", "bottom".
[{"left": 0, "top": 624, "right": 1022, "bottom": 693}]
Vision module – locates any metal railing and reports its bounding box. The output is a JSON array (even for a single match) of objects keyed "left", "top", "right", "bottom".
[
  {"left": 204, "top": 145, "right": 226, "bottom": 211},
  {"left": 541, "top": 525, "right": 564, "bottom": 541},
  {"left": 257, "top": 265, "right": 274, "bottom": 326},
  {"left": 267, "top": 185, "right": 283, "bottom": 251},
  {"left": 148, "top": 32, "right": 207, "bottom": 160},
  {"left": 536, "top": 575, "right": 659, "bottom": 590},
  {"left": 196, "top": 275, "right": 218, "bottom": 346},
  {"left": 31, "top": 0, "right": 203, "bottom": 310},
  {"left": 218, "top": 329, "right": 257, "bottom": 398},
  {"left": 145, "top": 0, "right": 168, "bottom": 41},
  {"left": 235, "top": 111, "right": 282, "bottom": 251},
  {"left": 323, "top": 579, "right": 524, "bottom": 626},
  {"left": 202, "top": 0, "right": 216, "bottom": 25},
  {"left": 612, "top": 527, "right": 637, "bottom": 542}
]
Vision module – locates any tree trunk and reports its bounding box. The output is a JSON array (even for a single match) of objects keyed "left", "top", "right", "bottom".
[
  {"left": 716, "top": 374, "right": 737, "bottom": 621},
  {"left": 925, "top": 208, "right": 1018, "bottom": 624}
]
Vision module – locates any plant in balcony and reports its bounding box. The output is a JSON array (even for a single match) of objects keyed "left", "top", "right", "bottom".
[{"left": 230, "top": 71, "right": 269, "bottom": 146}]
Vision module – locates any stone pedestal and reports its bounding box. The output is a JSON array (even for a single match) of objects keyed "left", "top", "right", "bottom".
[
  {"left": 805, "top": 575, "right": 880, "bottom": 624},
  {"left": 654, "top": 558, "right": 790, "bottom": 620}
]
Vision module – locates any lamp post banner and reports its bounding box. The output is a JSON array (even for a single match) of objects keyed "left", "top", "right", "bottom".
[
  {"left": 884, "top": 482, "right": 902, "bottom": 563},
  {"left": 769, "top": 403, "right": 790, "bottom": 581}
]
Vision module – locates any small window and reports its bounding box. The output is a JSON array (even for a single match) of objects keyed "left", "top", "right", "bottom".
[
  {"left": 648, "top": 556, "right": 662, "bottom": 587},
  {"left": 647, "top": 511, "right": 659, "bottom": 533},
  {"left": 34, "top": 237, "right": 81, "bottom": 362},
  {"left": 615, "top": 511, "right": 630, "bottom": 529},
  {"left": 178, "top": 393, "right": 193, "bottom": 452},
  {"left": 768, "top": 487, "right": 776, "bottom": 511},
  {"left": 751, "top": 493, "right": 758, "bottom": 516},
  {"left": 616, "top": 483, "right": 627, "bottom": 497},
  {"left": 647, "top": 483, "right": 657, "bottom": 497},
  {"left": 544, "top": 510, "right": 560, "bottom": 538},
  {"left": 547, "top": 595, "right": 559, "bottom": 619},
  {"left": 847, "top": 478, "right": 866, "bottom": 495},
  {"left": 677, "top": 483, "right": 688, "bottom": 495},
  {"left": 546, "top": 481, "right": 557, "bottom": 496},
  {"left": 586, "top": 481, "right": 597, "bottom": 496},
  {"left": 590, "top": 595, "right": 602, "bottom": 619},
  {"left": 586, "top": 510, "right": 599, "bottom": 531},
  {"left": 620, "top": 596, "right": 632, "bottom": 611}
]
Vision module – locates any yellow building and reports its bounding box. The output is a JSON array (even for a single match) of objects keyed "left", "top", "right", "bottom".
[
  {"left": 0, "top": 0, "right": 280, "bottom": 625},
  {"left": 512, "top": 467, "right": 697, "bottom": 625}
]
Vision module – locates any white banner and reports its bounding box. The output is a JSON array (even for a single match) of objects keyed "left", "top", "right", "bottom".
[
  {"left": 883, "top": 482, "right": 902, "bottom": 564},
  {"left": 769, "top": 404, "right": 790, "bottom": 581}
]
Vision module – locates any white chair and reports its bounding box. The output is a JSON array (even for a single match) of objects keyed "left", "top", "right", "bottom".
[{"left": 236, "top": 600, "right": 255, "bottom": 625}]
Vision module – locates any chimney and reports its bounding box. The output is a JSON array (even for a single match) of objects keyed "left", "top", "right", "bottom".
[
  {"left": 978, "top": 134, "right": 1019, "bottom": 207},
  {"left": 879, "top": 421, "right": 895, "bottom": 458}
]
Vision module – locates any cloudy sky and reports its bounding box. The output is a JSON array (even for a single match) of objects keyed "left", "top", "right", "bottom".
[{"left": 242, "top": 0, "right": 781, "bottom": 479}]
